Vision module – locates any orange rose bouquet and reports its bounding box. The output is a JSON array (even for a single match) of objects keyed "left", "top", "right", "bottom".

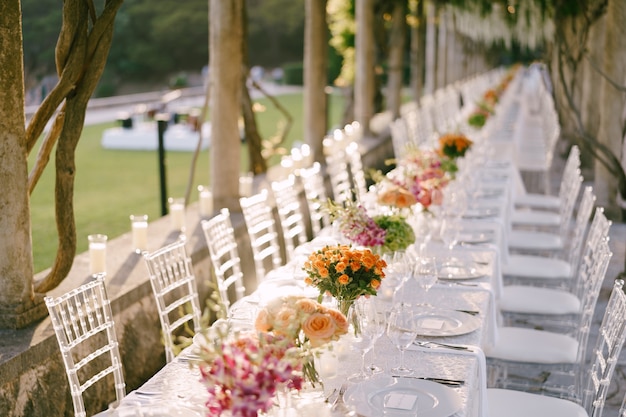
[
  {"left": 438, "top": 132, "right": 473, "bottom": 159},
  {"left": 302, "top": 244, "right": 386, "bottom": 317},
  {"left": 255, "top": 295, "right": 348, "bottom": 384}
]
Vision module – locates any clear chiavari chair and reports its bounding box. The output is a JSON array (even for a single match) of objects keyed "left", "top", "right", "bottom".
[
  {"left": 502, "top": 187, "right": 600, "bottom": 286},
  {"left": 45, "top": 274, "right": 126, "bottom": 417},
  {"left": 299, "top": 162, "right": 332, "bottom": 236},
  {"left": 201, "top": 208, "right": 246, "bottom": 313},
  {"left": 240, "top": 189, "right": 283, "bottom": 284},
  {"left": 487, "top": 234, "right": 613, "bottom": 394},
  {"left": 345, "top": 141, "right": 369, "bottom": 200},
  {"left": 271, "top": 174, "right": 308, "bottom": 261},
  {"left": 143, "top": 238, "right": 202, "bottom": 363},
  {"left": 487, "top": 279, "right": 626, "bottom": 417}
]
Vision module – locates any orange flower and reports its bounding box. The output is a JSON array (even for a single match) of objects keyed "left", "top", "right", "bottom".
[
  {"left": 318, "top": 267, "right": 329, "bottom": 278},
  {"left": 302, "top": 313, "right": 336, "bottom": 344},
  {"left": 338, "top": 274, "right": 350, "bottom": 285},
  {"left": 370, "top": 279, "right": 381, "bottom": 289},
  {"left": 335, "top": 261, "right": 347, "bottom": 273},
  {"left": 254, "top": 309, "right": 272, "bottom": 332}
]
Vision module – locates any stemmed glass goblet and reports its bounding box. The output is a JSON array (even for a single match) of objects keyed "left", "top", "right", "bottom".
[
  {"left": 386, "top": 303, "right": 418, "bottom": 376},
  {"left": 413, "top": 256, "right": 438, "bottom": 307},
  {"left": 347, "top": 299, "right": 377, "bottom": 382}
]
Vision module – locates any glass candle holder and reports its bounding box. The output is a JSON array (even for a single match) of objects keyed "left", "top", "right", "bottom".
[
  {"left": 168, "top": 197, "right": 186, "bottom": 232},
  {"left": 129, "top": 214, "right": 148, "bottom": 253},
  {"left": 197, "top": 185, "right": 213, "bottom": 217},
  {"left": 88, "top": 234, "right": 107, "bottom": 275},
  {"left": 239, "top": 172, "right": 253, "bottom": 197}
]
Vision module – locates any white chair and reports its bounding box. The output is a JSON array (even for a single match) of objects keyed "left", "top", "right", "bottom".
[
  {"left": 325, "top": 151, "right": 354, "bottom": 205},
  {"left": 507, "top": 170, "right": 582, "bottom": 252},
  {"left": 271, "top": 174, "right": 308, "bottom": 261},
  {"left": 345, "top": 141, "right": 369, "bottom": 199},
  {"left": 487, "top": 235, "right": 612, "bottom": 393},
  {"left": 45, "top": 275, "right": 126, "bottom": 417},
  {"left": 201, "top": 208, "right": 246, "bottom": 312},
  {"left": 487, "top": 279, "right": 626, "bottom": 417},
  {"left": 390, "top": 117, "right": 411, "bottom": 158},
  {"left": 502, "top": 187, "right": 601, "bottom": 284},
  {"left": 240, "top": 189, "right": 283, "bottom": 284},
  {"left": 143, "top": 239, "right": 202, "bottom": 363},
  {"left": 299, "top": 162, "right": 331, "bottom": 236},
  {"left": 514, "top": 145, "right": 580, "bottom": 210},
  {"left": 499, "top": 206, "right": 611, "bottom": 331}
]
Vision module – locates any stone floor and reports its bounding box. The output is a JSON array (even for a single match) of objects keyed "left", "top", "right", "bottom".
[{"left": 512, "top": 141, "right": 626, "bottom": 415}]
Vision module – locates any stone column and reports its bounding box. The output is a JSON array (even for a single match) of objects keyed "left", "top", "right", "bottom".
[
  {"left": 387, "top": 0, "right": 406, "bottom": 120},
  {"left": 209, "top": 0, "right": 243, "bottom": 212},
  {"left": 304, "top": 0, "right": 328, "bottom": 163},
  {"left": 0, "top": 0, "right": 43, "bottom": 328},
  {"left": 424, "top": 0, "right": 437, "bottom": 95},
  {"left": 354, "top": 0, "right": 375, "bottom": 136}
]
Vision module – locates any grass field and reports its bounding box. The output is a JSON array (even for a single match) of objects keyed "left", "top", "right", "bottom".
[{"left": 29, "top": 92, "right": 346, "bottom": 272}]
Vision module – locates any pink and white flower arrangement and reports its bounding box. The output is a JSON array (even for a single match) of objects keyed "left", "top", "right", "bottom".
[
  {"left": 198, "top": 330, "right": 303, "bottom": 417},
  {"left": 255, "top": 295, "right": 349, "bottom": 383},
  {"left": 385, "top": 147, "right": 452, "bottom": 210}
]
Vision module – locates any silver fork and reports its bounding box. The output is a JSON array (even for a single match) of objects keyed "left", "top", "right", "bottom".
[{"left": 414, "top": 340, "right": 471, "bottom": 351}]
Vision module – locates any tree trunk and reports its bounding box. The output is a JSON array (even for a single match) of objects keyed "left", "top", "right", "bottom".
[
  {"left": 424, "top": 0, "right": 436, "bottom": 95},
  {"left": 33, "top": 0, "right": 123, "bottom": 294},
  {"left": 580, "top": 15, "right": 606, "bottom": 170},
  {"left": 595, "top": 0, "right": 626, "bottom": 220},
  {"left": 240, "top": 3, "right": 267, "bottom": 175},
  {"left": 436, "top": 5, "right": 447, "bottom": 89},
  {"left": 354, "top": 0, "right": 375, "bottom": 136},
  {"left": 304, "top": 0, "right": 328, "bottom": 164},
  {"left": 0, "top": 0, "right": 37, "bottom": 322},
  {"left": 409, "top": 0, "right": 425, "bottom": 103},
  {"left": 210, "top": 0, "right": 243, "bottom": 212},
  {"left": 386, "top": 0, "right": 406, "bottom": 120}
]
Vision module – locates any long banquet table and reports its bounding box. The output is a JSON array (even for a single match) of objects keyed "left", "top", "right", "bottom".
[{"left": 111, "top": 67, "right": 541, "bottom": 417}]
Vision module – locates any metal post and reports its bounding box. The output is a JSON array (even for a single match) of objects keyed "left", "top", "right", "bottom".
[{"left": 156, "top": 114, "right": 169, "bottom": 216}]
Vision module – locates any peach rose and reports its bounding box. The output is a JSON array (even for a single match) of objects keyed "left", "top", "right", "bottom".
[
  {"left": 302, "top": 312, "right": 336, "bottom": 343},
  {"left": 326, "top": 309, "right": 349, "bottom": 334},
  {"left": 255, "top": 309, "right": 272, "bottom": 332},
  {"left": 273, "top": 306, "right": 298, "bottom": 336},
  {"left": 318, "top": 267, "right": 329, "bottom": 278},
  {"left": 295, "top": 298, "right": 318, "bottom": 314},
  {"left": 338, "top": 274, "right": 350, "bottom": 285}
]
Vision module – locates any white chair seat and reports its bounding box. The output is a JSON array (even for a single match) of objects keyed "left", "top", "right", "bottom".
[
  {"left": 500, "top": 285, "right": 580, "bottom": 315},
  {"left": 514, "top": 193, "right": 560, "bottom": 210},
  {"left": 487, "top": 388, "right": 588, "bottom": 417},
  {"left": 511, "top": 209, "right": 560, "bottom": 226},
  {"left": 508, "top": 230, "right": 563, "bottom": 251},
  {"left": 502, "top": 254, "right": 571, "bottom": 279},
  {"left": 486, "top": 327, "right": 578, "bottom": 363}
]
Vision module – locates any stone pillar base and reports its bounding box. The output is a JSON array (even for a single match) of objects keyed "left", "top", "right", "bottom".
[{"left": 0, "top": 294, "right": 47, "bottom": 329}]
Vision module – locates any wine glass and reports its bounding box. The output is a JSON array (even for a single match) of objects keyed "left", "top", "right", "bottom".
[
  {"left": 347, "top": 299, "right": 377, "bottom": 382},
  {"left": 440, "top": 217, "right": 460, "bottom": 258},
  {"left": 413, "top": 256, "right": 438, "bottom": 306},
  {"left": 364, "top": 298, "right": 387, "bottom": 375},
  {"left": 386, "top": 303, "right": 418, "bottom": 376}
]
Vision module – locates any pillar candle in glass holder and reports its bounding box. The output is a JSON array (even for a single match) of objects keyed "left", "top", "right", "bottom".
[
  {"left": 239, "top": 172, "right": 253, "bottom": 197},
  {"left": 197, "top": 185, "right": 213, "bottom": 217},
  {"left": 129, "top": 214, "right": 148, "bottom": 253},
  {"left": 88, "top": 234, "right": 107, "bottom": 275},
  {"left": 168, "top": 197, "right": 186, "bottom": 232}
]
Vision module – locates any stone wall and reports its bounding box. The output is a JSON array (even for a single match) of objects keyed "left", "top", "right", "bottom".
[{"left": 0, "top": 133, "right": 392, "bottom": 417}]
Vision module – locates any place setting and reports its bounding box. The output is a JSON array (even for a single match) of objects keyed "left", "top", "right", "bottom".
[{"left": 340, "top": 302, "right": 466, "bottom": 417}]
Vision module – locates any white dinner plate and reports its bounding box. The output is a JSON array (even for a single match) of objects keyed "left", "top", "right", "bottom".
[
  {"left": 413, "top": 307, "right": 481, "bottom": 337},
  {"left": 457, "top": 230, "right": 493, "bottom": 244},
  {"left": 437, "top": 263, "right": 484, "bottom": 280},
  {"left": 462, "top": 207, "right": 499, "bottom": 219},
  {"left": 256, "top": 278, "right": 319, "bottom": 299},
  {"left": 294, "top": 237, "right": 342, "bottom": 256},
  {"left": 344, "top": 375, "right": 462, "bottom": 417}
]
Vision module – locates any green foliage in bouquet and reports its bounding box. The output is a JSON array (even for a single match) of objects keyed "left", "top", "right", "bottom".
[
  {"left": 372, "top": 214, "right": 415, "bottom": 254},
  {"left": 467, "top": 112, "right": 487, "bottom": 128}
]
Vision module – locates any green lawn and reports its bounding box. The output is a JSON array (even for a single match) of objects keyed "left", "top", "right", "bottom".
[{"left": 28, "top": 92, "right": 345, "bottom": 272}]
